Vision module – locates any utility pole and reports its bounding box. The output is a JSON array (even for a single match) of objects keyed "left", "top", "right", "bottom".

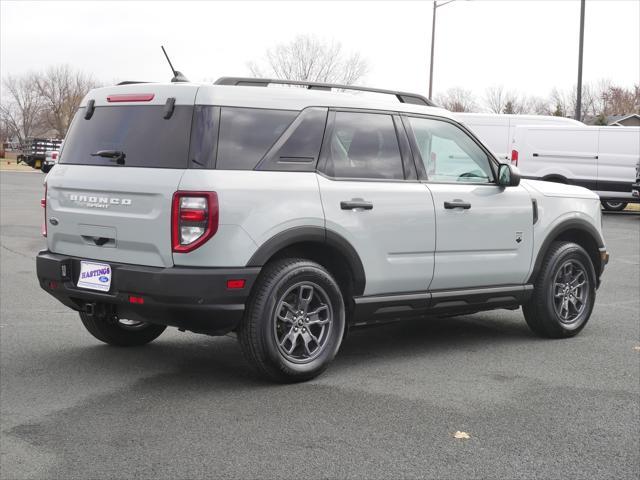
[
  {"left": 428, "top": 1, "right": 437, "bottom": 100},
  {"left": 575, "top": 0, "right": 585, "bottom": 121}
]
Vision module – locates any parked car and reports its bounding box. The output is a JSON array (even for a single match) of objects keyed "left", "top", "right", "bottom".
[
  {"left": 37, "top": 78, "right": 608, "bottom": 382},
  {"left": 454, "top": 113, "right": 582, "bottom": 162},
  {"left": 510, "top": 125, "right": 640, "bottom": 211},
  {"left": 42, "top": 149, "right": 60, "bottom": 173}
]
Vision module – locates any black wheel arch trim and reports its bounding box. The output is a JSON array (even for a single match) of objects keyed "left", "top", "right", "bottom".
[
  {"left": 246, "top": 226, "right": 366, "bottom": 295},
  {"left": 528, "top": 218, "right": 605, "bottom": 285}
]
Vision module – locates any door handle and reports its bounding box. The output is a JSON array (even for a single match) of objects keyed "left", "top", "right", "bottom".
[
  {"left": 341, "top": 200, "right": 373, "bottom": 210},
  {"left": 444, "top": 200, "right": 471, "bottom": 210}
]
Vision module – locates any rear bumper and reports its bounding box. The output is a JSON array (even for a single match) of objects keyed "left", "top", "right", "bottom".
[{"left": 36, "top": 250, "right": 260, "bottom": 335}]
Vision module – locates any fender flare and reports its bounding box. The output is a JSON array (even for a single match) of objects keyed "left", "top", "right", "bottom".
[
  {"left": 528, "top": 218, "right": 604, "bottom": 284},
  {"left": 246, "top": 226, "right": 366, "bottom": 295}
]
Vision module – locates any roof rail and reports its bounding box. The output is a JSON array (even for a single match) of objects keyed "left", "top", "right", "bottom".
[
  {"left": 116, "top": 81, "right": 154, "bottom": 86},
  {"left": 214, "top": 77, "right": 437, "bottom": 107}
]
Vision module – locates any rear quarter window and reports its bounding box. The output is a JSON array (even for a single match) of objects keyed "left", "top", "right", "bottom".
[
  {"left": 60, "top": 105, "right": 193, "bottom": 168},
  {"left": 216, "top": 107, "right": 297, "bottom": 170}
]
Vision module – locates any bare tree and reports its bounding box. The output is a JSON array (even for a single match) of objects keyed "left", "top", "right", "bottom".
[
  {"left": 248, "top": 35, "right": 368, "bottom": 85},
  {"left": 484, "top": 86, "right": 509, "bottom": 114},
  {"left": 0, "top": 74, "right": 45, "bottom": 144},
  {"left": 435, "top": 87, "right": 478, "bottom": 112},
  {"left": 34, "top": 65, "right": 98, "bottom": 138}
]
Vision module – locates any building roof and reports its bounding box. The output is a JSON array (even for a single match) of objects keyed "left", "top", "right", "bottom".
[{"left": 607, "top": 113, "right": 640, "bottom": 126}]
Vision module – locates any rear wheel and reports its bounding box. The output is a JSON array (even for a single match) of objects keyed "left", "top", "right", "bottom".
[
  {"left": 79, "top": 312, "right": 166, "bottom": 346},
  {"left": 601, "top": 201, "right": 627, "bottom": 211},
  {"left": 238, "top": 258, "right": 345, "bottom": 383},
  {"left": 523, "top": 241, "right": 596, "bottom": 338}
]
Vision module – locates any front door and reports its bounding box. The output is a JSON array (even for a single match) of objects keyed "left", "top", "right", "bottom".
[
  {"left": 317, "top": 110, "right": 436, "bottom": 296},
  {"left": 404, "top": 115, "right": 534, "bottom": 290}
]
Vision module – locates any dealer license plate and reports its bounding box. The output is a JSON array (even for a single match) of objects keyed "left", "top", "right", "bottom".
[{"left": 77, "top": 261, "right": 112, "bottom": 292}]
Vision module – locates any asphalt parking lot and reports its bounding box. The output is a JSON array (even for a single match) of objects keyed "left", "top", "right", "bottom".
[{"left": 1, "top": 170, "right": 638, "bottom": 480}]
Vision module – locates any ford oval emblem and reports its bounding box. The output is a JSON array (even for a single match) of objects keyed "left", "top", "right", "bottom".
[
  {"left": 49, "top": 217, "right": 59, "bottom": 226},
  {"left": 98, "top": 276, "right": 109, "bottom": 283}
]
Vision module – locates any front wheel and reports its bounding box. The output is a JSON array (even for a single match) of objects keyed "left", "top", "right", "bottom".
[
  {"left": 79, "top": 312, "right": 166, "bottom": 346},
  {"left": 238, "top": 258, "right": 345, "bottom": 383},
  {"left": 601, "top": 201, "right": 627, "bottom": 211},
  {"left": 523, "top": 241, "right": 596, "bottom": 338}
]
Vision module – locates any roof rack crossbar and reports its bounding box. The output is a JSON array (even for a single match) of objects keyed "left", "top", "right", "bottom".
[{"left": 214, "top": 77, "right": 436, "bottom": 107}]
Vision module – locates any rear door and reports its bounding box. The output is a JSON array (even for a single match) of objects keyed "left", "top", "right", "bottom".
[
  {"left": 317, "top": 110, "right": 436, "bottom": 296},
  {"left": 46, "top": 85, "right": 198, "bottom": 267},
  {"left": 404, "top": 115, "right": 534, "bottom": 290}
]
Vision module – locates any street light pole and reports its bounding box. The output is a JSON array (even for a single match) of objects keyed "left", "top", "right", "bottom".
[
  {"left": 428, "top": 0, "right": 458, "bottom": 100},
  {"left": 575, "top": 0, "right": 585, "bottom": 121}
]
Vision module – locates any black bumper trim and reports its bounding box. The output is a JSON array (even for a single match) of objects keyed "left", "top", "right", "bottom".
[{"left": 36, "top": 251, "right": 260, "bottom": 335}]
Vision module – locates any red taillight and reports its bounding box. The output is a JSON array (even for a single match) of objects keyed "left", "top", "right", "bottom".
[
  {"left": 172, "top": 191, "right": 218, "bottom": 253},
  {"left": 129, "top": 295, "right": 145, "bottom": 304},
  {"left": 179, "top": 209, "right": 207, "bottom": 222},
  {"left": 41, "top": 182, "right": 47, "bottom": 237},
  {"left": 511, "top": 149, "right": 519, "bottom": 166},
  {"left": 226, "top": 279, "right": 246, "bottom": 290},
  {"left": 107, "top": 93, "right": 155, "bottom": 103},
  {"left": 51, "top": 152, "right": 58, "bottom": 160}
]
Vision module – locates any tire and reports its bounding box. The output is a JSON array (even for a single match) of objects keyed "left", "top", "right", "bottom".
[
  {"left": 238, "top": 258, "right": 346, "bottom": 383},
  {"left": 41, "top": 164, "right": 52, "bottom": 173},
  {"left": 523, "top": 241, "right": 596, "bottom": 338},
  {"left": 79, "top": 312, "right": 166, "bottom": 346},
  {"left": 601, "top": 201, "right": 627, "bottom": 211}
]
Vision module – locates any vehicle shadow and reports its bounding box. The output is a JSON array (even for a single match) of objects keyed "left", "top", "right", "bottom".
[{"left": 26, "top": 311, "right": 534, "bottom": 388}]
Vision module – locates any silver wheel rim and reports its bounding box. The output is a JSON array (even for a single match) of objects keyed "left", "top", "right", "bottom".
[
  {"left": 552, "top": 260, "right": 589, "bottom": 324},
  {"left": 273, "top": 281, "right": 333, "bottom": 364},
  {"left": 605, "top": 202, "right": 623, "bottom": 209},
  {"left": 117, "top": 318, "right": 148, "bottom": 330}
]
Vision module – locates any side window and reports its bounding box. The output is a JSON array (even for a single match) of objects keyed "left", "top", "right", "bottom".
[
  {"left": 216, "top": 107, "right": 297, "bottom": 170},
  {"left": 322, "top": 111, "right": 404, "bottom": 180},
  {"left": 408, "top": 117, "right": 494, "bottom": 183},
  {"left": 257, "top": 107, "right": 328, "bottom": 171}
]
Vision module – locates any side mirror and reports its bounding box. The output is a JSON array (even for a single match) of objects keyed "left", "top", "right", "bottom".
[{"left": 498, "top": 163, "right": 521, "bottom": 187}]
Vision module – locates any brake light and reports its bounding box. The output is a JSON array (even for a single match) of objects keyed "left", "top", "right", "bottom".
[
  {"left": 172, "top": 192, "right": 218, "bottom": 253},
  {"left": 51, "top": 152, "right": 58, "bottom": 160},
  {"left": 107, "top": 93, "right": 155, "bottom": 103},
  {"left": 41, "top": 182, "right": 47, "bottom": 237},
  {"left": 511, "top": 149, "right": 519, "bottom": 166}
]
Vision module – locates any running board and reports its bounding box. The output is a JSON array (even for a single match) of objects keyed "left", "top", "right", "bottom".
[{"left": 352, "top": 285, "right": 533, "bottom": 325}]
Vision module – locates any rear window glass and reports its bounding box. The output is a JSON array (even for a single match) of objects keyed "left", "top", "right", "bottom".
[
  {"left": 60, "top": 105, "right": 193, "bottom": 168},
  {"left": 216, "top": 107, "right": 297, "bottom": 170}
]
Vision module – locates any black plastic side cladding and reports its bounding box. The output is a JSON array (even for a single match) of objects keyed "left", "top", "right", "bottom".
[{"left": 246, "top": 226, "right": 366, "bottom": 296}]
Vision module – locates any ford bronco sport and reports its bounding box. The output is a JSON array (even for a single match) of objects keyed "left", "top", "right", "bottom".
[{"left": 37, "top": 77, "right": 608, "bottom": 382}]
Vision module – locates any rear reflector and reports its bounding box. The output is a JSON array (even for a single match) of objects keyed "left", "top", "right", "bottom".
[
  {"left": 129, "top": 295, "right": 145, "bottom": 304},
  {"left": 48, "top": 280, "right": 58, "bottom": 290},
  {"left": 107, "top": 93, "right": 155, "bottom": 103},
  {"left": 226, "top": 279, "right": 246, "bottom": 289},
  {"left": 511, "top": 149, "right": 519, "bottom": 166}
]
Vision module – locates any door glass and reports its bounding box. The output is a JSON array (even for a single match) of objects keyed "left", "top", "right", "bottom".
[
  {"left": 323, "top": 111, "right": 404, "bottom": 180},
  {"left": 408, "top": 117, "right": 494, "bottom": 183}
]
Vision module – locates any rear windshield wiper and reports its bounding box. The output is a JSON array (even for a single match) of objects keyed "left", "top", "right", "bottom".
[{"left": 91, "top": 150, "right": 125, "bottom": 165}]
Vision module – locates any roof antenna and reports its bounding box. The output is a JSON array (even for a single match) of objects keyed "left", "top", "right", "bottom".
[{"left": 161, "top": 46, "right": 189, "bottom": 83}]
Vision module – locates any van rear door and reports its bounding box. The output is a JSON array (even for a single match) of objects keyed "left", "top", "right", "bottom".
[{"left": 45, "top": 85, "right": 198, "bottom": 267}]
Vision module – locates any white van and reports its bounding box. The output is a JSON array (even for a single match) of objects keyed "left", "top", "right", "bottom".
[
  {"left": 511, "top": 125, "right": 640, "bottom": 210},
  {"left": 454, "top": 113, "right": 582, "bottom": 162}
]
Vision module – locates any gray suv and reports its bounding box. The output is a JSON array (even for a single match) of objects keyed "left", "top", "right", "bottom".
[{"left": 37, "top": 78, "right": 608, "bottom": 382}]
